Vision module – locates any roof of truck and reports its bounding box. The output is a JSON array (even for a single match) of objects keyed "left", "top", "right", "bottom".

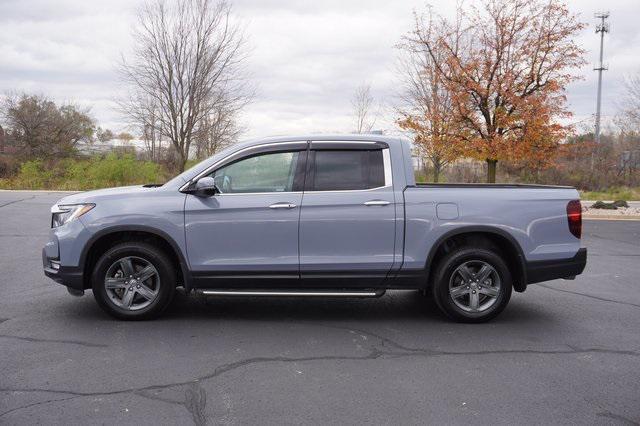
[{"left": 239, "top": 133, "right": 409, "bottom": 146}]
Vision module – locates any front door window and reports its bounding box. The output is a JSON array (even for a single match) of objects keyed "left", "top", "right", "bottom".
[{"left": 211, "top": 151, "right": 300, "bottom": 194}]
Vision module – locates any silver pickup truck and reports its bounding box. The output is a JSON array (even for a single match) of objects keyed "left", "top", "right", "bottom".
[{"left": 43, "top": 135, "right": 586, "bottom": 322}]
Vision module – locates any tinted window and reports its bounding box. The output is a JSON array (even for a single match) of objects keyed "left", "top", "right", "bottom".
[
  {"left": 211, "top": 151, "right": 300, "bottom": 193},
  {"left": 312, "top": 150, "right": 385, "bottom": 191}
]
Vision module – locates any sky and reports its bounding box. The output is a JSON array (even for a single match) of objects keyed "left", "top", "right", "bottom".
[{"left": 1, "top": 0, "right": 639, "bottom": 139}]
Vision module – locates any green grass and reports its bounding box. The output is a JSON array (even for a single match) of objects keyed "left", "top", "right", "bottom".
[
  {"left": 579, "top": 187, "right": 640, "bottom": 201},
  {"left": 0, "top": 153, "right": 168, "bottom": 191}
]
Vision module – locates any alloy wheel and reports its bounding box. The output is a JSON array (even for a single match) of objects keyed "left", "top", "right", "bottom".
[
  {"left": 104, "top": 256, "right": 160, "bottom": 311},
  {"left": 448, "top": 260, "right": 502, "bottom": 313}
]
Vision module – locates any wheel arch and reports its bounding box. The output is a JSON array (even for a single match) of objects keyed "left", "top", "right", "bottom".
[
  {"left": 425, "top": 226, "right": 528, "bottom": 292},
  {"left": 80, "top": 225, "right": 192, "bottom": 291}
]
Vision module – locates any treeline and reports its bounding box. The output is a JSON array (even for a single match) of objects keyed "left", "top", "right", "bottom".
[
  {"left": 0, "top": 93, "right": 164, "bottom": 189},
  {"left": 416, "top": 130, "right": 640, "bottom": 194}
]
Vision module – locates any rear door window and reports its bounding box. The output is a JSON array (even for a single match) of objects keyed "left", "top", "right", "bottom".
[{"left": 310, "top": 150, "right": 385, "bottom": 191}]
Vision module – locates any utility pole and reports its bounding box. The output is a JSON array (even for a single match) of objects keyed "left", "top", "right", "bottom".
[{"left": 594, "top": 12, "right": 609, "bottom": 144}]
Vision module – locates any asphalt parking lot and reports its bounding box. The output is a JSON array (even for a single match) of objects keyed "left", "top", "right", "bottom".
[{"left": 1, "top": 191, "right": 639, "bottom": 425}]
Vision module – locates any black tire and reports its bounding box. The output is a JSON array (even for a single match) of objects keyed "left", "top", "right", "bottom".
[
  {"left": 431, "top": 247, "right": 512, "bottom": 323},
  {"left": 92, "top": 242, "right": 176, "bottom": 320}
]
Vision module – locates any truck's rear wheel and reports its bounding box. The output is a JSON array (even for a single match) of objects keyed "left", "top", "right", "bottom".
[
  {"left": 431, "top": 247, "right": 512, "bottom": 323},
  {"left": 92, "top": 242, "right": 175, "bottom": 320}
]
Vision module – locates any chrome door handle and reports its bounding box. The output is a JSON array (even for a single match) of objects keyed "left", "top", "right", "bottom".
[
  {"left": 269, "top": 203, "right": 297, "bottom": 209},
  {"left": 364, "top": 200, "right": 390, "bottom": 206}
]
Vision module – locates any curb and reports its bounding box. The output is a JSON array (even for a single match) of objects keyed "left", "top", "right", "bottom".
[
  {"left": 583, "top": 216, "right": 640, "bottom": 221},
  {"left": 0, "top": 189, "right": 79, "bottom": 193}
]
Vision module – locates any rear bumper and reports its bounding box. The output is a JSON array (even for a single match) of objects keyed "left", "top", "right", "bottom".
[
  {"left": 42, "top": 249, "right": 84, "bottom": 290},
  {"left": 526, "top": 248, "right": 587, "bottom": 284}
]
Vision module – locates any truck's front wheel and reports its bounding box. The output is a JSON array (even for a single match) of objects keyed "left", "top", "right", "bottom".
[
  {"left": 431, "top": 247, "right": 512, "bottom": 323},
  {"left": 91, "top": 242, "right": 176, "bottom": 320}
]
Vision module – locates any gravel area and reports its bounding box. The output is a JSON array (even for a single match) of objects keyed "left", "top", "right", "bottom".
[{"left": 582, "top": 201, "right": 640, "bottom": 218}]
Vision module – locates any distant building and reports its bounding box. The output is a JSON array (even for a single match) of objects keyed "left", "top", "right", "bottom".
[{"left": 77, "top": 138, "right": 145, "bottom": 155}]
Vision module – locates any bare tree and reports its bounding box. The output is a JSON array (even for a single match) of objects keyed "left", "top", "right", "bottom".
[
  {"left": 119, "top": 0, "right": 251, "bottom": 172},
  {"left": 351, "top": 84, "right": 376, "bottom": 133},
  {"left": 126, "top": 95, "right": 164, "bottom": 161},
  {"left": 193, "top": 94, "right": 245, "bottom": 159},
  {"left": 618, "top": 72, "right": 640, "bottom": 131}
]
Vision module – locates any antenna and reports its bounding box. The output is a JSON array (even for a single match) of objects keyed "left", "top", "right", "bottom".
[{"left": 594, "top": 12, "right": 609, "bottom": 145}]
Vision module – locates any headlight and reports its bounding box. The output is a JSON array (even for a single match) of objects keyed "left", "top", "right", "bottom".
[{"left": 51, "top": 204, "right": 95, "bottom": 228}]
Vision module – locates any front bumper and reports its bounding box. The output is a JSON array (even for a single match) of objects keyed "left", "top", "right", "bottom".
[
  {"left": 42, "top": 216, "right": 91, "bottom": 291},
  {"left": 42, "top": 248, "right": 84, "bottom": 290},
  {"left": 526, "top": 248, "right": 587, "bottom": 284}
]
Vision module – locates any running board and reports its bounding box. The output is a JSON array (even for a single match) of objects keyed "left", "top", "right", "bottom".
[{"left": 197, "top": 289, "right": 385, "bottom": 298}]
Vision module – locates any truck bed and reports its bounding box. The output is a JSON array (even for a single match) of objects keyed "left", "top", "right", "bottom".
[
  {"left": 414, "top": 183, "right": 575, "bottom": 189},
  {"left": 401, "top": 184, "right": 582, "bottom": 272}
]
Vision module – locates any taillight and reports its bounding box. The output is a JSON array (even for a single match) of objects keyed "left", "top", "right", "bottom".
[{"left": 567, "top": 200, "right": 582, "bottom": 239}]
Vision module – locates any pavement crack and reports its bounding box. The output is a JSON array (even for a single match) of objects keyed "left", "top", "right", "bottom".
[
  {"left": 1, "top": 330, "right": 638, "bottom": 420},
  {"left": 135, "top": 389, "right": 206, "bottom": 425},
  {"left": 197, "top": 350, "right": 385, "bottom": 384},
  {"left": 0, "top": 396, "right": 78, "bottom": 418},
  {"left": 0, "top": 334, "right": 108, "bottom": 348},
  {"left": 315, "top": 323, "right": 419, "bottom": 353},
  {"left": 1, "top": 345, "right": 637, "bottom": 400},
  {"left": 537, "top": 284, "right": 640, "bottom": 309},
  {"left": 184, "top": 383, "right": 208, "bottom": 426},
  {"left": 319, "top": 323, "right": 640, "bottom": 358},
  {"left": 0, "top": 196, "right": 36, "bottom": 208},
  {"left": 133, "top": 390, "right": 184, "bottom": 406},
  {"left": 0, "top": 350, "right": 386, "bottom": 408},
  {"left": 596, "top": 411, "right": 640, "bottom": 425}
]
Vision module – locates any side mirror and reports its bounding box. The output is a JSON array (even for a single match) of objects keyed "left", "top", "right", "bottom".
[{"left": 191, "top": 176, "right": 219, "bottom": 197}]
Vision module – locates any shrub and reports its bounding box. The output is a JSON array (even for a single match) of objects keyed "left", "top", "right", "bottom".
[
  {"left": 580, "top": 187, "right": 640, "bottom": 201},
  {"left": 0, "top": 153, "right": 168, "bottom": 190},
  {"left": 591, "top": 201, "right": 618, "bottom": 210},
  {"left": 0, "top": 156, "right": 19, "bottom": 178}
]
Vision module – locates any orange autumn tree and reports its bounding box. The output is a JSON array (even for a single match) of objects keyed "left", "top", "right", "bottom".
[
  {"left": 397, "top": 11, "right": 467, "bottom": 182},
  {"left": 409, "top": 0, "right": 586, "bottom": 182}
]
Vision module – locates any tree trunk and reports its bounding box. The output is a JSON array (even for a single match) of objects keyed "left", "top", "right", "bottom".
[
  {"left": 486, "top": 159, "right": 497, "bottom": 183},
  {"left": 432, "top": 162, "right": 441, "bottom": 183},
  {"left": 177, "top": 150, "right": 187, "bottom": 173}
]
